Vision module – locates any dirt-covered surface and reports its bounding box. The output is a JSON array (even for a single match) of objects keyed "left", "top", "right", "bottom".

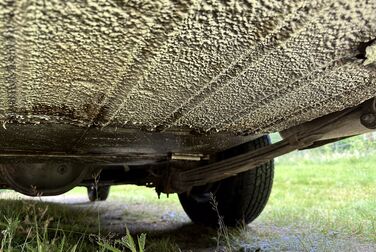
[
  {"left": 1, "top": 1, "right": 376, "bottom": 135},
  {"left": 29, "top": 194, "right": 376, "bottom": 252}
]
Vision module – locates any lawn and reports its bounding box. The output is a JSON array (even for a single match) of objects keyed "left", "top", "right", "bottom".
[
  {"left": 0, "top": 152, "right": 376, "bottom": 251},
  {"left": 262, "top": 154, "right": 376, "bottom": 239}
]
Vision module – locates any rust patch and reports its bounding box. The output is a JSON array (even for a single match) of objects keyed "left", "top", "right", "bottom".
[
  {"left": 92, "top": 105, "right": 111, "bottom": 125},
  {"left": 29, "top": 103, "right": 104, "bottom": 122},
  {"left": 31, "top": 104, "right": 75, "bottom": 118}
]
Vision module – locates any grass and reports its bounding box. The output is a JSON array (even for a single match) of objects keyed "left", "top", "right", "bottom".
[
  {"left": 0, "top": 153, "right": 376, "bottom": 251},
  {"left": 262, "top": 154, "right": 376, "bottom": 240},
  {"left": 0, "top": 199, "right": 98, "bottom": 251}
]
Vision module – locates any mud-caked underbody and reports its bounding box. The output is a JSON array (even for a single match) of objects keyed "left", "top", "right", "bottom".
[{"left": 0, "top": 0, "right": 376, "bottom": 226}]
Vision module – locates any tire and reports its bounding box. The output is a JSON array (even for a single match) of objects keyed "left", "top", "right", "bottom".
[
  {"left": 87, "top": 185, "right": 110, "bottom": 202},
  {"left": 178, "top": 135, "right": 274, "bottom": 227}
]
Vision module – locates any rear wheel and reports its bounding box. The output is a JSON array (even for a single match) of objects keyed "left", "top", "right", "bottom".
[
  {"left": 178, "top": 135, "right": 274, "bottom": 227},
  {"left": 87, "top": 185, "right": 110, "bottom": 202}
]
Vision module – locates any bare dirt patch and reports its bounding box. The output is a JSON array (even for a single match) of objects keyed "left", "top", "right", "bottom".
[{"left": 27, "top": 194, "right": 376, "bottom": 252}]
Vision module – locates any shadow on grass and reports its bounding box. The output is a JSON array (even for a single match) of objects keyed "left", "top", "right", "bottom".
[
  {"left": 2, "top": 196, "right": 375, "bottom": 252},
  {"left": 0, "top": 196, "right": 219, "bottom": 251}
]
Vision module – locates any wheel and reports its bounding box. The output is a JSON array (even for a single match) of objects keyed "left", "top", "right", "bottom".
[
  {"left": 178, "top": 135, "right": 274, "bottom": 227},
  {"left": 87, "top": 185, "right": 110, "bottom": 202}
]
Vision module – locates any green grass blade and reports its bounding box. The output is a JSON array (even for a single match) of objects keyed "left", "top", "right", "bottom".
[{"left": 138, "top": 233, "right": 147, "bottom": 252}]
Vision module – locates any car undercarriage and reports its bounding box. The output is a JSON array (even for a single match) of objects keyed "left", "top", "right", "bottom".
[{"left": 0, "top": 0, "right": 376, "bottom": 226}]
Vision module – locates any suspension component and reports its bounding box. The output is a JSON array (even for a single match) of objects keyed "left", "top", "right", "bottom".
[{"left": 159, "top": 98, "right": 376, "bottom": 193}]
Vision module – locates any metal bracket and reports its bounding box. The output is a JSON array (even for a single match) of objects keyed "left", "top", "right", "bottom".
[{"left": 170, "top": 153, "right": 209, "bottom": 161}]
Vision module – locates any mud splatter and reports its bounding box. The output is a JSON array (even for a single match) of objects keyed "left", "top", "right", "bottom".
[{"left": 0, "top": 0, "right": 375, "bottom": 135}]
